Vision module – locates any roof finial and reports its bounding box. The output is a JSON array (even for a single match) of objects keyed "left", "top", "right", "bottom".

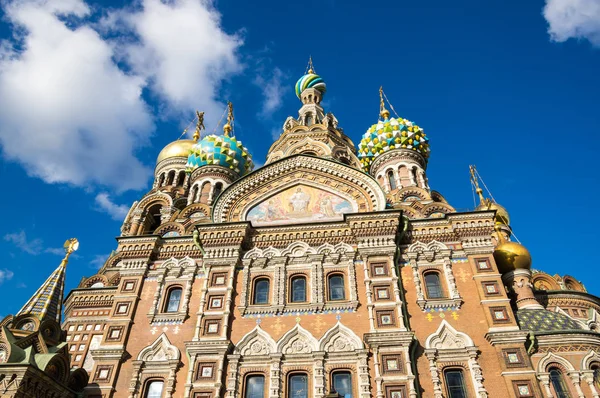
[
  {"left": 379, "top": 86, "right": 390, "bottom": 119},
  {"left": 193, "top": 111, "right": 205, "bottom": 142},
  {"left": 469, "top": 165, "right": 488, "bottom": 206},
  {"left": 223, "top": 102, "right": 234, "bottom": 136},
  {"left": 307, "top": 55, "right": 315, "bottom": 74}
]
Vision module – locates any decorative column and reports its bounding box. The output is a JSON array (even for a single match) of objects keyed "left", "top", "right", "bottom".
[
  {"left": 362, "top": 259, "right": 376, "bottom": 331},
  {"left": 425, "top": 349, "right": 443, "bottom": 398},
  {"left": 408, "top": 255, "right": 424, "bottom": 301},
  {"left": 537, "top": 374, "right": 553, "bottom": 398},
  {"left": 393, "top": 169, "right": 400, "bottom": 190},
  {"left": 269, "top": 353, "right": 283, "bottom": 398},
  {"left": 128, "top": 361, "right": 143, "bottom": 398},
  {"left": 165, "top": 360, "right": 178, "bottom": 398},
  {"left": 581, "top": 371, "right": 600, "bottom": 398},
  {"left": 467, "top": 348, "right": 488, "bottom": 398},
  {"left": 226, "top": 355, "right": 240, "bottom": 397},
  {"left": 391, "top": 262, "right": 407, "bottom": 330},
  {"left": 372, "top": 346, "right": 384, "bottom": 398},
  {"left": 567, "top": 372, "right": 586, "bottom": 398},
  {"left": 313, "top": 352, "right": 326, "bottom": 398},
  {"left": 357, "top": 350, "right": 372, "bottom": 398},
  {"left": 442, "top": 255, "right": 460, "bottom": 299}
]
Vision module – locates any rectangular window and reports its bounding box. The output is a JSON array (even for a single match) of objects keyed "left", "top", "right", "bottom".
[
  {"left": 482, "top": 282, "right": 500, "bottom": 296},
  {"left": 512, "top": 381, "right": 534, "bottom": 397},
  {"left": 371, "top": 262, "right": 389, "bottom": 277},
  {"left": 377, "top": 310, "right": 396, "bottom": 327},
  {"left": 382, "top": 354, "right": 403, "bottom": 373},
  {"left": 475, "top": 258, "right": 492, "bottom": 271},
  {"left": 204, "top": 319, "right": 220, "bottom": 335},
  {"left": 196, "top": 363, "right": 215, "bottom": 380},
  {"left": 122, "top": 280, "right": 136, "bottom": 292},
  {"left": 208, "top": 295, "right": 224, "bottom": 310},
  {"left": 490, "top": 307, "right": 510, "bottom": 322},
  {"left": 374, "top": 286, "right": 391, "bottom": 301},
  {"left": 385, "top": 385, "right": 407, "bottom": 398},
  {"left": 211, "top": 273, "right": 227, "bottom": 286}
]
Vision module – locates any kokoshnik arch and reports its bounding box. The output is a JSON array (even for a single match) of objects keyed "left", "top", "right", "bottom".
[{"left": 1, "top": 60, "right": 599, "bottom": 398}]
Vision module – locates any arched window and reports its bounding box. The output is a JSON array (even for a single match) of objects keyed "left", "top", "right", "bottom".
[
  {"left": 157, "top": 173, "right": 165, "bottom": 187},
  {"left": 177, "top": 170, "right": 186, "bottom": 186},
  {"left": 332, "top": 371, "right": 353, "bottom": 398},
  {"left": 213, "top": 182, "right": 223, "bottom": 199},
  {"left": 549, "top": 368, "right": 571, "bottom": 398},
  {"left": 144, "top": 204, "right": 163, "bottom": 234},
  {"left": 245, "top": 374, "right": 265, "bottom": 398},
  {"left": 411, "top": 167, "right": 419, "bottom": 186},
  {"left": 444, "top": 369, "right": 467, "bottom": 398},
  {"left": 290, "top": 275, "right": 307, "bottom": 303},
  {"left": 288, "top": 373, "right": 308, "bottom": 398},
  {"left": 424, "top": 272, "right": 444, "bottom": 299},
  {"left": 144, "top": 380, "right": 164, "bottom": 398},
  {"left": 398, "top": 165, "right": 410, "bottom": 187},
  {"left": 328, "top": 274, "right": 345, "bottom": 301},
  {"left": 164, "top": 287, "right": 182, "bottom": 313},
  {"left": 200, "top": 181, "right": 212, "bottom": 204},
  {"left": 253, "top": 278, "right": 270, "bottom": 305},
  {"left": 592, "top": 363, "right": 600, "bottom": 388},
  {"left": 166, "top": 170, "right": 175, "bottom": 185},
  {"left": 387, "top": 170, "right": 396, "bottom": 190}
]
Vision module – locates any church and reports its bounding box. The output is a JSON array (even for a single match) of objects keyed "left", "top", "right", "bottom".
[{"left": 1, "top": 61, "right": 599, "bottom": 398}]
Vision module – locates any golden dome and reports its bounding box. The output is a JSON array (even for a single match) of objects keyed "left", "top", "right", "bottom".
[
  {"left": 157, "top": 139, "right": 196, "bottom": 164},
  {"left": 493, "top": 241, "right": 532, "bottom": 274},
  {"left": 477, "top": 199, "right": 510, "bottom": 226}
]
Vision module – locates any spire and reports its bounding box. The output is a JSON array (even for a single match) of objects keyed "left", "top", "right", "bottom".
[
  {"left": 379, "top": 86, "right": 390, "bottom": 119},
  {"left": 193, "top": 111, "right": 205, "bottom": 142},
  {"left": 307, "top": 55, "right": 315, "bottom": 74},
  {"left": 469, "top": 165, "right": 488, "bottom": 207},
  {"left": 223, "top": 102, "right": 234, "bottom": 136},
  {"left": 17, "top": 238, "right": 79, "bottom": 324}
]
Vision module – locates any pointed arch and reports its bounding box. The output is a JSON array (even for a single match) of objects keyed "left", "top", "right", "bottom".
[
  {"left": 319, "top": 322, "right": 364, "bottom": 352},
  {"left": 425, "top": 320, "right": 475, "bottom": 350},
  {"left": 276, "top": 324, "right": 319, "bottom": 354},
  {"left": 234, "top": 326, "right": 277, "bottom": 356},
  {"left": 537, "top": 352, "right": 576, "bottom": 373},
  {"left": 137, "top": 333, "right": 180, "bottom": 362},
  {"left": 582, "top": 350, "right": 600, "bottom": 370}
]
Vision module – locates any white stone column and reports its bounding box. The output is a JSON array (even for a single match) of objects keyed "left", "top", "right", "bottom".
[
  {"left": 269, "top": 353, "right": 283, "bottom": 398},
  {"left": 568, "top": 372, "right": 586, "bottom": 398},
  {"left": 442, "top": 256, "right": 460, "bottom": 299},
  {"left": 537, "top": 374, "right": 553, "bottom": 398},
  {"left": 581, "top": 371, "right": 600, "bottom": 398},
  {"left": 425, "top": 349, "right": 443, "bottom": 398}
]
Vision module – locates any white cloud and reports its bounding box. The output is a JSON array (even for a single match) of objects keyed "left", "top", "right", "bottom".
[
  {"left": 0, "top": 269, "right": 14, "bottom": 285},
  {"left": 112, "top": 0, "right": 243, "bottom": 126},
  {"left": 4, "top": 230, "right": 66, "bottom": 255},
  {"left": 90, "top": 254, "right": 109, "bottom": 269},
  {"left": 544, "top": 0, "right": 600, "bottom": 46},
  {"left": 95, "top": 192, "right": 130, "bottom": 221},
  {"left": 0, "top": 0, "right": 154, "bottom": 191},
  {"left": 0, "top": 0, "right": 244, "bottom": 191},
  {"left": 255, "top": 67, "right": 285, "bottom": 118}
]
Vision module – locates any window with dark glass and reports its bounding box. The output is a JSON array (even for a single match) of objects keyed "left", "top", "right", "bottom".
[
  {"left": 444, "top": 369, "right": 467, "bottom": 398},
  {"left": 549, "top": 368, "right": 571, "bottom": 398},
  {"left": 424, "top": 272, "right": 444, "bottom": 299},
  {"left": 288, "top": 374, "right": 308, "bottom": 398},
  {"left": 593, "top": 364, "right": 600, "bottom": 388},
  {"left": 144, "top": 380, "right": 164, "bottom": 398},
  {"left": 253, "top": 279, "right": 270, "bottom": 305},
  {"left": 328, "top": 274, "right": 345, "bottom": 301},
  {"left": 387, "top": 170, "right": 397, "bottom": 190},
  {"left": 290, "top": 276, "right": 307, "bottom": 303},
  {"left": 332, "top": 371, "right": 353, "bottom": 398},
  {"left": 165, "top": 287, "right": 182, "bottom": 312},
  {"left": 245, "top": 375, "right": 265, "bottom": 398}
]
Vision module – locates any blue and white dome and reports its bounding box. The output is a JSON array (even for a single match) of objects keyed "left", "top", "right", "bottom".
[{"left": 186, "top": 134, "right": 253, "bottom": 176}]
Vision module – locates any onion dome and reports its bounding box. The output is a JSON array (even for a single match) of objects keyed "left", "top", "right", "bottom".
[
  {"left": 493, "top": 241, "right": 532, "bottom": 274},
  {"left": 185, "top": 134, "right": 253, "bottom": 175},
  {"left": 478, "top": 201, "right": 510, "bottom": 226},
  {"left": 157, "top": 139, "right": 196, "bottom": 164},
  {"left": 295, "top": 71, "right": 326, "bottom": 98},
  {"left": 357, "top": 113, "right": 430, "bottom": 172}
]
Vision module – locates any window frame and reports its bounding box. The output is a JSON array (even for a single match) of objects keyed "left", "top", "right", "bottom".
[
  {"left": 163, "top": 286, "right": 183, "bottom": 313},
  {"left": 549, "top": 367, "right": 572, "bottom": 398},
  {"left": 289, "top": 275, "right": 308, "bottom": 303},
  {"left": 327, "top": 273, "right": 346, "bottom": 301},
  {"left": 443, "top": 368, "right": 468, "bottom": 398},
  {"left": 287, "top": 372, "right": 309, "bottom": 398},
  {"left": 252, "top": 278, "right": 271, "bottom": 305},
  {"left": 331, "top": 370, "right": 353, "bottom": 398},
  {"left": 142, "top": 379, "right": 165, "bottom": 398},
  {"left": 243, "top": 373, "right": 266, "bottom": 398},
  {"left": 423, "top": 271, "right": 445, "bottom": 300}
]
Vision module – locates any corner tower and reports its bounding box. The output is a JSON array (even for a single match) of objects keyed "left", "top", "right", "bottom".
[{"left": 266, "top": 58, "right": 362, "bottom": 169}]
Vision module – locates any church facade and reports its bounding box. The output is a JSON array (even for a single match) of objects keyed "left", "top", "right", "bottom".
[{"left": 3, "top": 63, "right": 600, "bottom": 398}]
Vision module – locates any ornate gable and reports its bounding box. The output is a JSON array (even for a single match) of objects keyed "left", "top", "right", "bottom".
[{"left": 213, "top": 155, "right": 386, "bottom": 224}]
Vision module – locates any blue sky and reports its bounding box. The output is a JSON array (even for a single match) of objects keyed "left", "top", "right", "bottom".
[{"left": 0, "top": 0, "right": 599, "bottom": 317}]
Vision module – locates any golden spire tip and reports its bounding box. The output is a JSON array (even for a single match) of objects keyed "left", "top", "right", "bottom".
[
  {"left": 193, "top": 110, "right": 205, "bottom": 142},
  {"left": 223, "top": 101, "right": 233, "bottom": 136},
  {"left": 379, "top": 86, "right": 390, "bottom": 119}
]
